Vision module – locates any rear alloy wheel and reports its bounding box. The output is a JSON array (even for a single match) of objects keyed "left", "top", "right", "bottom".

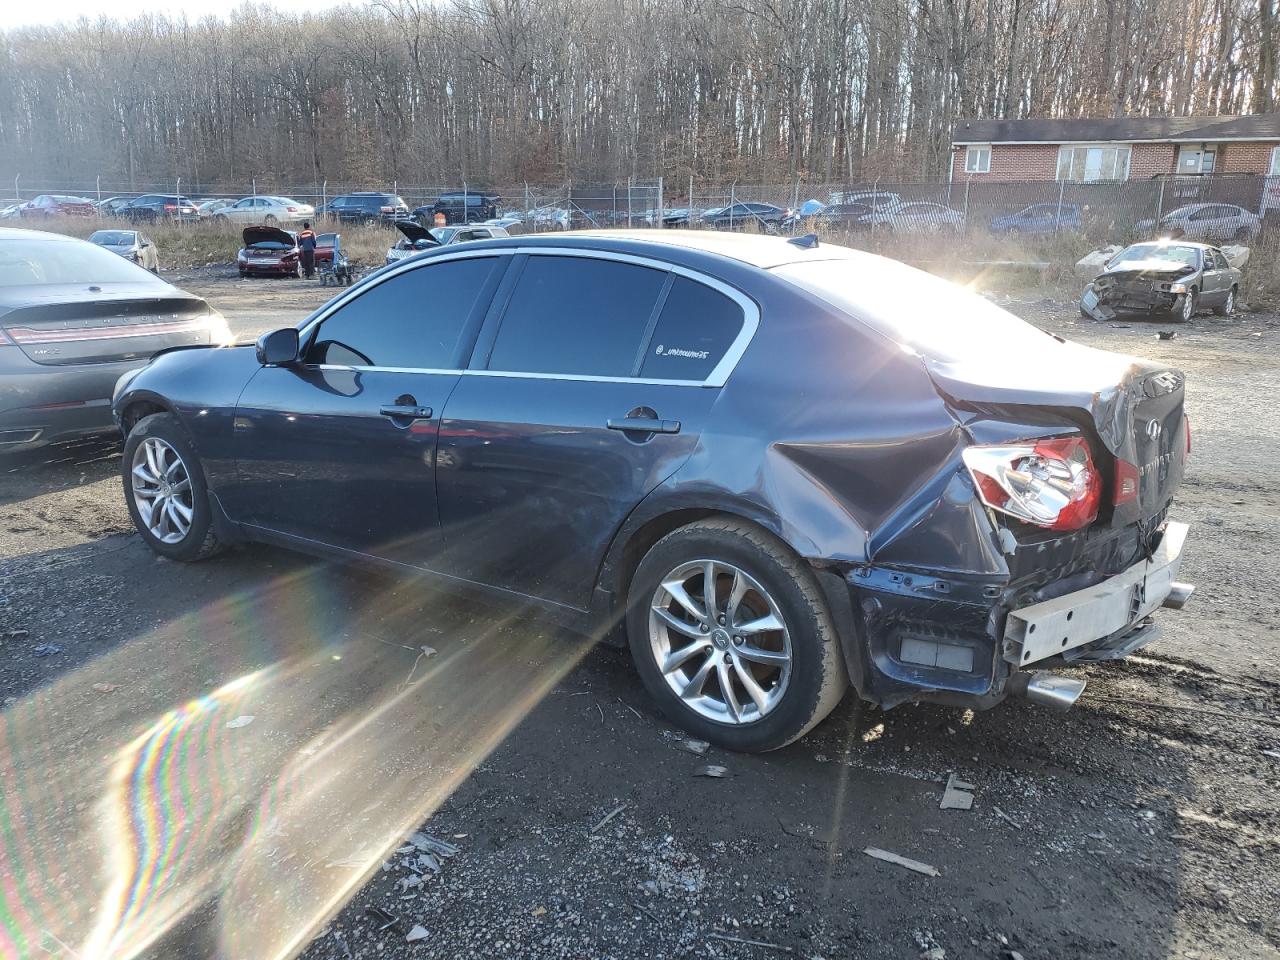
[
  {"left": 123, "top": 413, "right": 222, "bottom": 561},
  {"left": 649, "top": 559, "right": 793, "bottom": 724},
  {"left": 264, "top": 214, "right": 278, "bottom": 224},
  {"left": 626, "top": 519, "right": 847, "bottom": 752},
  {"left": 1214, "top": 286, "right": 1237, "bottom": 317}
]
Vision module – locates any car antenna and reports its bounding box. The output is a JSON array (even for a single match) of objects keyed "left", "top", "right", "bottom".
[{"left": 788, "top": 233, "right": 819, "bottom": 249}]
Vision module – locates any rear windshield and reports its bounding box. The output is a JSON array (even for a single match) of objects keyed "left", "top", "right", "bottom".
[
  {"left": 0, "top": 237, "right": 155, "bottom": 286},
  {"left": 90, "top": 231, "right": 136, "bottom": 245},
  {"left": 772, "top": 256, "right": 1055, "bottom": 364}
]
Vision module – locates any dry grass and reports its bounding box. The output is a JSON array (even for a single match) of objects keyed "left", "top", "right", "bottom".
[{"left": 11, "top": 216, "right": 402, "bottom": 269}]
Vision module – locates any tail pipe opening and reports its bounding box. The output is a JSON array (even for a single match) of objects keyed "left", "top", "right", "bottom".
[{"left": 1008, "top": 671, "right": 1087, "bottom": 712}]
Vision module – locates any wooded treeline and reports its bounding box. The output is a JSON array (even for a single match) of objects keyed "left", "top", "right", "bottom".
[{"left": 0, "top": 0, "right": 1275, "bottom": 188}]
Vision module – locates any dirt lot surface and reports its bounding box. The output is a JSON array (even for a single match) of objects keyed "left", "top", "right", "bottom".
[{"left": 1, "top": 273, "right": 1277, "bottom": 960}]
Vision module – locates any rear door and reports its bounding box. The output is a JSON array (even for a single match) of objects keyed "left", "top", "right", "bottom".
[
  {"left": 436, "top": 251, "right": 754, "bottom": 609},
  {"left": 232, "top": 253, "right": 506, "bottom": 567}
]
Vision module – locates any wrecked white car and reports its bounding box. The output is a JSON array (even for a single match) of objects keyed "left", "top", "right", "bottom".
[{"left": 1080, "top": 241, "right": 1240, "bottom": 322}]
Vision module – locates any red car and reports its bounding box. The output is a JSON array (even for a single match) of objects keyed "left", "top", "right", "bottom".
[
  {"left": 19, "top": 194, "right": 97, "bottom": 218},
  {"left": 236, "top": 225, "right": 336, "bottom": 278}
]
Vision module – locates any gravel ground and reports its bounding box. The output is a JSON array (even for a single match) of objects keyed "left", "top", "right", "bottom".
[{"left": 0, "top": 274, "right": 1277, "bottom": 960}]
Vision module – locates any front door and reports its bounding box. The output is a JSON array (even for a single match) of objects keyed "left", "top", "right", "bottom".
[
  {"left": 232, "top": 253, "right": 506, "bottom": 568},
  {"left": 436, "top": 253, "right": 752, "bottom": 609}
]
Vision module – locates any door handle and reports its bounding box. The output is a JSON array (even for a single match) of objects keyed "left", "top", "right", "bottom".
[
  {"left": 607, "top": 417, "right": 680, "bottom": 434},
  {"left": 380, "top": 404, "right": 433, "bottom": 419}
]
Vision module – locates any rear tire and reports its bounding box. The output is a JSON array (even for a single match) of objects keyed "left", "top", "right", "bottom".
[
  {"left": 625, "top": 518, "right": 847, "bottom": 752},
  {"left": 1213, "top": 286, "right": 1237, "bottom": 317},
  {"left": 122, "top": 413, "right": 223, "bottom": 562}
]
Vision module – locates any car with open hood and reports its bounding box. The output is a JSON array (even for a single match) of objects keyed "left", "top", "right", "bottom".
[
  {"left": 0, "top": 227, "right": 229, "bottom": 452},
  {"left": 1080, "top": 240, "right": 1239, "bottom": 322},
  {"left": 238, "top": 226, "right": 339, "bottom": 278},
  {"left": 89, "top": 229, "right": 159, "bottom": 272},
  {"left": 384, "top": 221, "right": 510, "bottom": 265},
  {"left": 112, "top": 231, "right": 1194, "bottom": 752}
]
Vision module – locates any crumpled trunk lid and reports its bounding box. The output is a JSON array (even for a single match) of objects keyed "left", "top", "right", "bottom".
[{"left": 925, "top": 339, "right": 1186, "bottom": 527}]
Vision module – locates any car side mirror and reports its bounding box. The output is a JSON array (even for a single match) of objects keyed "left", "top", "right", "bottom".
[{"left": 256, "top": 327, "right": 299, "bottom": 366}]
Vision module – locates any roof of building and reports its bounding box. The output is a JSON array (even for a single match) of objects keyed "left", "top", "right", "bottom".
[{"left": 952, "top": 113, "right": 1280, "bottom": 145}]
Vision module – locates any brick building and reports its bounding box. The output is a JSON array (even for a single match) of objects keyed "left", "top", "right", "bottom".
[{"left": 950, "top": 114, "right": 1280, "bottom": 183}]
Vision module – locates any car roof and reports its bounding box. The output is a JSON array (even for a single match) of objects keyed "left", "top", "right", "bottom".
[
  {"left": 481, "top": 229, "right": 863, "bottom": 270},
  {"left": 0, "top": 227, "right": 81, "bottom": 243},
  {"left": 1128, "top": 238, "right": 1215, "bottom": 251}
]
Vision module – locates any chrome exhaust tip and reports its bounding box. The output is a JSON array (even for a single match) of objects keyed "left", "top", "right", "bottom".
[
  {"left": 1008, "top": 671, "right": 1087, "bottom": 712},
  {"left": 1163, "top": 581, "right": 1195, "bottom": 610}
]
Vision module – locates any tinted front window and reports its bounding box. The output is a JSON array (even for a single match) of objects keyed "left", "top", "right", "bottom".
[
  {"left": 306, "top": 257, "right": 497, "bottom": 368},
  {"left": 0, "top": 238, "right": 155, "bottom": 286},
  {"left": 640, "top": 276, "right": 743, "bottom": 381},
  {"left": 487, "top": 256, "right": 666, "bottom": 377}
]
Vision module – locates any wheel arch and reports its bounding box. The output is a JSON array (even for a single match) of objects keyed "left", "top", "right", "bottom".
[
  {"left": 595, "top": 492, "right": 810, "bottom": 622},
  {"left": 118, "top": 392, "right": 173, "bottom": 436}
]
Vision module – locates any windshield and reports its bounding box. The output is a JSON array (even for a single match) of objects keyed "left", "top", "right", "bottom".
[
  {"left": 1110, "top": 243, "right": 1200, "bottom": 267},
  {"left": 430, "top": 227, "right": 459, "bottom": 243},
  {"left": 772, "top": 256, "right": 1056, "bottom": 364},
  {"left": 247, "top": 240, "right": 293, "bottom": 250},
  {"left": 90, "top": 231, "right": 137, "bottom": 245},
  {"left": 0, "top": 237, "right": 155, "bottom": 285}
]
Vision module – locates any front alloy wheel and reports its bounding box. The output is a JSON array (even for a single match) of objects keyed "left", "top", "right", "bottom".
[
  {"left": 130, "top": 437, "right": 194, "bottom": 544},
  {"left": 1180, "top": 290, "right": 1197, "bottom": 322},
  {"left": 649, "top": 560, "right": 792, "bottom": 724}
]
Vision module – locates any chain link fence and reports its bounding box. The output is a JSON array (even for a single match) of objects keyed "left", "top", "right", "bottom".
[{"left": 3, "top": 171, "right": 1276, "bottom": 250}]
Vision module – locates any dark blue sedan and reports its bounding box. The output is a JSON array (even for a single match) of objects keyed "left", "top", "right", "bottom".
[
  {"left": 113, "top": 231, "right": 1193, "bottom": 751},
  {"left": 990, "top": 202, "right": 1082, "bottom": 235}
]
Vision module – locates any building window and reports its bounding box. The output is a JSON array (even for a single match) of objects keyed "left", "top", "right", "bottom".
[
  {"left": 1177, "top": 146, "right": 1217, "bottom": 175},
  {"left": 1270, "top": 146, "right": 1280, "bottom": 176},
  {"left": 964, "top": 145, "right": 991, "bottom": 174},
  {"left": 1056, "top": 145, "right": 1132, "bottom": 181}
]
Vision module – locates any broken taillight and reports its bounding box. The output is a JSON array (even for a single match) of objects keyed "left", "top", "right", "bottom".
[{"left": 962, "top": 436, "right": 1101, "bottom": 532}]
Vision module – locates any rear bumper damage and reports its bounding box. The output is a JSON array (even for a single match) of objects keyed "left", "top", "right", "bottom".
[{"left": 834, "top": 520, "right": 1192, "bottom": 712}]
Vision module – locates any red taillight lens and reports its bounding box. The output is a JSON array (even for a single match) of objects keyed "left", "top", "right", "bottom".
[
  {"left": 963, "top": 436, "right": 1101, "bottom": 532},
  {"left": 1113, "top": 459, "right": 1140, "bottom": 506},
  {"left": 164, "top": 204, "right": 177, "bottom": 210},
  {"left": 287, "top": 206, "right": 298, "bottom": 212}
]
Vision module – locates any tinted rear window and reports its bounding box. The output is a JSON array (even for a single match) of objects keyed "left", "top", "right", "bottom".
[
  {"left": 487, "top": 256, "right": 666, "bottom": 377},
  {"left": 306, "top": 257, "right": 498, "bottom": 368},
  {"left": 772, "top": 256, "right": 1055, "bottom": 364},
  {"left": 0, "top": 238, "right": 156, "bottom": 286},
  {"left": 640, "top": 276, "right": 743, "bottom": 381}
]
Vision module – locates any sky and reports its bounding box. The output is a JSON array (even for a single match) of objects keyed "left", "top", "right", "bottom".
[{"left": 6, "top": 0, "right": 352, "bottom": 28}]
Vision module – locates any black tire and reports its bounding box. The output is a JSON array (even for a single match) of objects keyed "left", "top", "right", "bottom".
[
  {"left": 122, "top": 413, "right": 223, "bottom": 562},
  {"left": 1213, "top": 285, "right": 1237, "bottom": 317},
  {"left": 625, "top": 518, "right": 848, "bottom": 752}
]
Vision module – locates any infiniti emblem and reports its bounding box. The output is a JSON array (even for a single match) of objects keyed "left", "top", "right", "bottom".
[{"left": 1145, "top": 420, "right": 1162, "bottom": 440}]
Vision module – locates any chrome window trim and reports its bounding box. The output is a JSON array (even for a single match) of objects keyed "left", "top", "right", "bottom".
[{"left": 299, "top": 244, "right": 760, "bottom": 388}]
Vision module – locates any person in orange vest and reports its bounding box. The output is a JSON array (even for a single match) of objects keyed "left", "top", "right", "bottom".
[
  {"left": 297, "top": 221, "right": 318, "bottom": 279},
  {"left": 434, "top": 211, "right": 447, "bottom": 229}
]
